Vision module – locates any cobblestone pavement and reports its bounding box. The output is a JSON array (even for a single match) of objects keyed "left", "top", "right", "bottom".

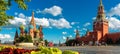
[{"left": 57, "top": 46, "right": 120, "bottom": 54}]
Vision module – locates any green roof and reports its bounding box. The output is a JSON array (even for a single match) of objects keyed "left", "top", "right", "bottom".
[{"left": 19, "top": 24, "right": 25, "bottom": 29}]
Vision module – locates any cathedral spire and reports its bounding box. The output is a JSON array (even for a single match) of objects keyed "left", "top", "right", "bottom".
[
  {"left": 100, "top": 0, "right": 103, "bottom": 6},
  {"left": 30, "top": 11, "right": 36, "bottom": 31},
  {"left": 30, "top": 11, "right": 35, "bottom": 24}
]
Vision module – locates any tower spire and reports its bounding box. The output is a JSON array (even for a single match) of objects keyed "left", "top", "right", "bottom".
[
  {"left": 95, "top": 0, "right": 108, "bottom": 22},
  {"left": 14, "top": 29, "right": 19, "bottom": 41},
  {"left": 32, "top": 11, "right": 34, "bottom": 19},
  {"left": 75, "top": 29, "right": 80, "bottom": 39},
  {"left": 30, "top": 11, "right": 35, "bottom": 24},
  {"left": 100, "top": 0, "right": 103, "bottom": 6},
  {"left": 30, "top": 11, "right": 36, "bottom": 31}
]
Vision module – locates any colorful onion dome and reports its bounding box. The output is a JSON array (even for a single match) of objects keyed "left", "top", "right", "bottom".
[
  {"left": 36, "top": 29, "right": 39, "bottom": 33},
  {"left": 39, "top": 25, "right": 42, "bottom": 29},
  {"left": 29, "top": 24, "right": 34, "bottom": 29},
  {"left": 19, "top": 24, "right": 25, "bottom": 30}
]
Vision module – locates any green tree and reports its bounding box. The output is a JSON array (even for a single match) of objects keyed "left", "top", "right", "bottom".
[
  {"left": 44, "top": 39, "right": 48, "bottom": 46},
  {"left": 19, "top": 36, "right": 25, "bottom": 42},
  {"left": 24, "top": 35, "right": 32, "bottom": 42},
  {"left": 38, "top": 38, "right": 43, "bottom": 42},
  {"left": 18, "top": 35, "right": 32, "bottom": 43},
  {"left": 0, "top": 0, "right": 30, "bottom": 29},
  {"left": 65, "top": 39, "right": 75, "bottom": 46}
]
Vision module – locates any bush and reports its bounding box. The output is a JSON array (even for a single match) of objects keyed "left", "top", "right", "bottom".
[
  {"left": 18, "top": 35, "right": 33, "bottom": 43},
  {"left": 62, "top": 50, "right": 79, "bottom": 54}
]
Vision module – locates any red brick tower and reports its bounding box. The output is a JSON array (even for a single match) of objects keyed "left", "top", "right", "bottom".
[{"left": 93, "top": 0, "right": 108, "bottom": 42}]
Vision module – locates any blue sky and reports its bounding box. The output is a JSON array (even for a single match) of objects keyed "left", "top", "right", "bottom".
[{"left": 1, "top": 0, "right": 120, "bottom": 43}]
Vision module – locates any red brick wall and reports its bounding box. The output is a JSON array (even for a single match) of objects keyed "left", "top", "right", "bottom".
[{"left": 106, "top": 32, "right": 120, "bottom": 43}]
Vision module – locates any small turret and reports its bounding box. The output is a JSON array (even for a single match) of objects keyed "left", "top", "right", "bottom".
[
  {"left": 19, "top": 24, "right": 25, "bottom": 30},
  {"left": 19, "top": 24, "right": 25, "bottom": 36},
  {"left": 14, "top": 29, "right": 19, "bottom": 45},
  {"left": 14, "top": 30, "right": 19, "bottom": 40},
  {"left": 39, "top": 25, "right": 42, "bottom": 32},
  {"left": 39, "top": 25, "right": 43, "bottom": 39},
  {"left": 75, "top": 29, "right": 80, "bottom": 39}
]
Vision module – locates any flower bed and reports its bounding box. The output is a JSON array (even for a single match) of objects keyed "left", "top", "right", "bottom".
[{"left": 0, "top": 46, "right": 80, "bottom": 54}]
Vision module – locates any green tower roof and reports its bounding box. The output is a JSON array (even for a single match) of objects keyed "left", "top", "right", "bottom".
[
  {"left": 19, "top": 24, "right": 25, "bottom": 30},
  {"left": 100, "top": 0, "right": 103, "bottom": 6}
]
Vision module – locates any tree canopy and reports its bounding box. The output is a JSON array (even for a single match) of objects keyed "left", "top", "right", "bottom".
[{"left": 0, "top": 0, "right": 30, "bottom": 29}]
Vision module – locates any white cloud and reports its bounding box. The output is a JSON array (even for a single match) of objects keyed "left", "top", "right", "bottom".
[
  {"left": 4, "top": 34, "right": 11, "bottom": 38},
  {"left": 49, "top": 18, "right": 72, "bottom": 29},
  {"left": 71, "top": 22, "right": 75, "bottom": 25},
  {"left": 62, "top": 32, "right": 67, "bottom": 35},
  {"left": 74, "top": 29, "right": 77, "bottom": 32},
  {"left": 33, "top": 17, "right": 50, "bottom": 27},
  {"left": 0, "top": 34, "right": 11, "bottom": 39},
  {"left": 42, "top": 6, "right": 62, "bottom": 16},
  {"left": 9, "top": 17, "right": 26, "bottom": 27},
  {"left": 36, "top": 9, "right": 41, "bottom": 14},
  {"left": 93, "top": 17, "right": 96, "bottom": 20},
  {"left": 107, "top": 3, "right": 120, "bottom": 16},
  {"left": 107, "top": 17, "right": 120, "bottom": 30},
  {"left": 8, "top": 13, "right": 71, "bottom": 29},
  {"left": 18, "top": 13, "right": 25, "bottom": 18},
  {"left": 62, "top": 36, "right": 66, "bottom": 40},
  {"left": 9, "top": 17, "right": 50, "bottom": 27},
  {"left": 84, "top": 22, "right": 91, "bottom": 27},
  {"left": 8, "top": 12, "right": 72, "bottom": 29},
  {"left": 0, "top": 34, "right": 5, "bottom": 39},
  {"left": 71, "top": 22, "right": 79, "bottom": 25},
  {"left": 82, "top": 28, "right": 87, "bottom": 31},
  {"left": 15, "top": 12, "right": 18, "bottom": 15},
  {"left": 69, "top": 35, "right": 72, "bottom": 38}
]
